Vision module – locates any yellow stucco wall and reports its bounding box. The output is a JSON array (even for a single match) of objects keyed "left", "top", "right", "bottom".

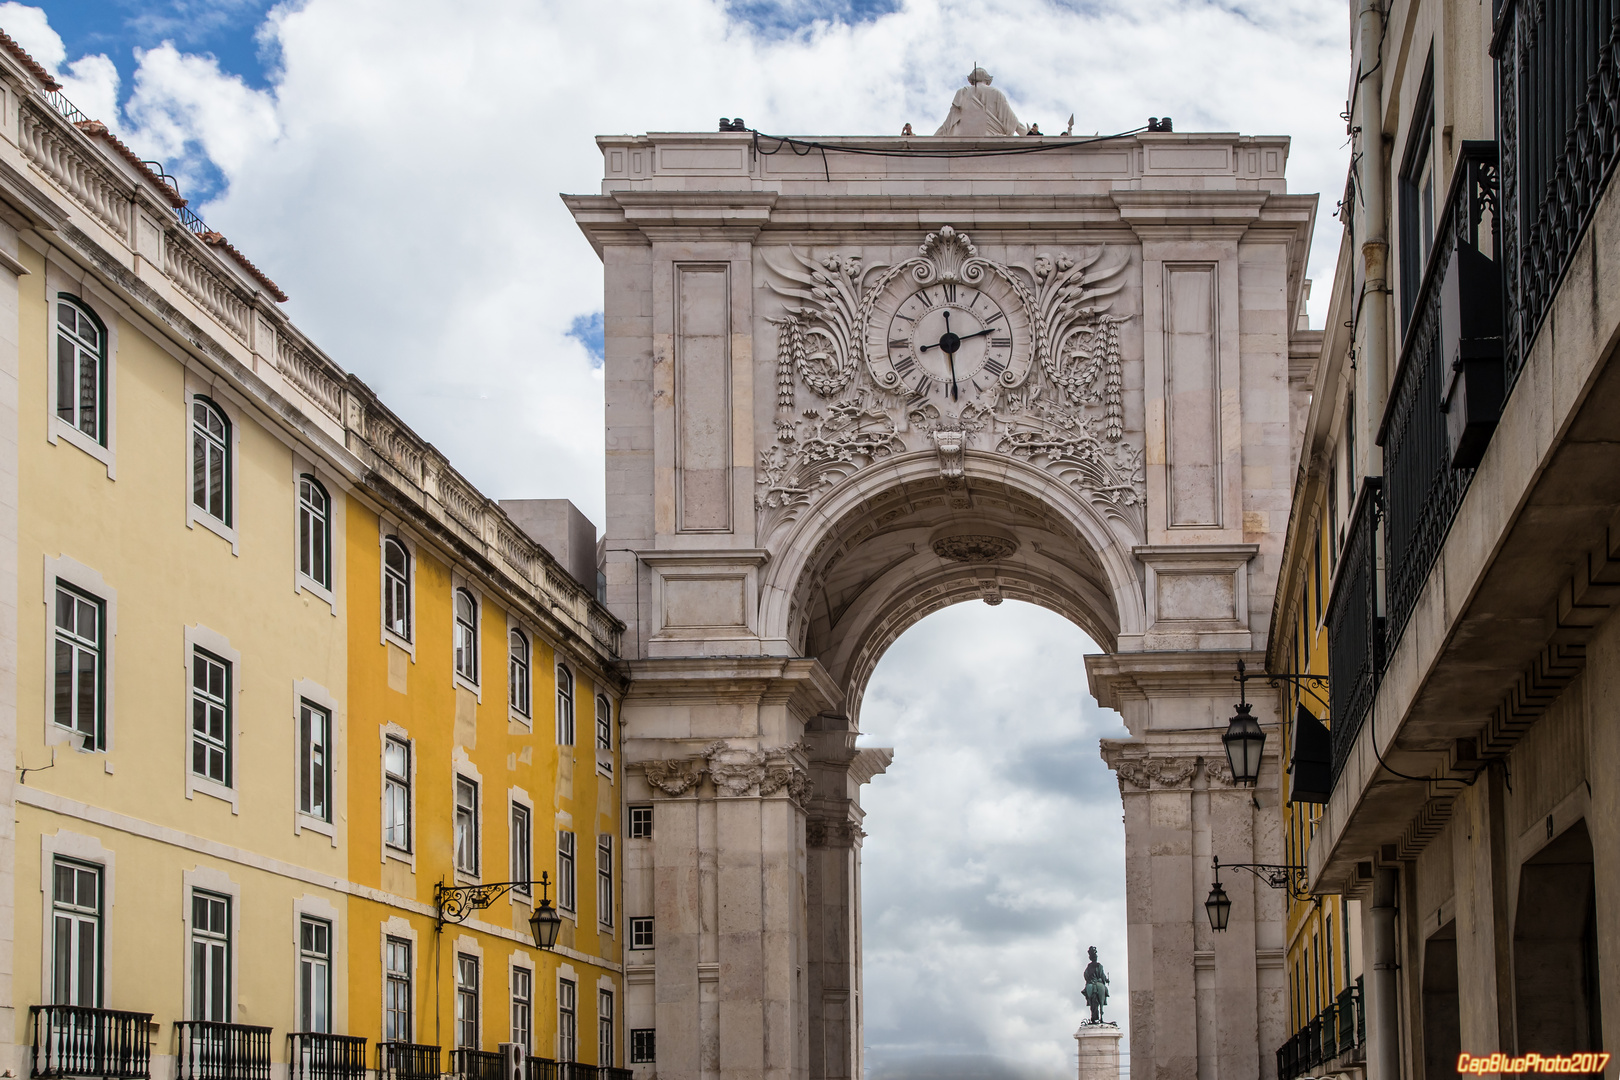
[
  {"left": 345, "top": 498, "right": 622, "bottom": 1065},
  {"left": 13, "top": 245, "right": 351, "bottom": 1054}
]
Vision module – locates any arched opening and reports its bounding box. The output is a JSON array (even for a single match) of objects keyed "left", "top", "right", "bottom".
[
  {"left": 1514, "top": 820, "right": 1602, "bottom": 1056},
  {"left": 852, "top": 599, "right": 1129, "bottom": 1077}
]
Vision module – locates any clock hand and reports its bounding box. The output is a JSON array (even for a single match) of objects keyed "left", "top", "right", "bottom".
[
  {"left": 944, "top": 312, "right": 959, "bottom": 400},
  {"left": 919, "top": 325, "right": 996, "bottom": 351}
]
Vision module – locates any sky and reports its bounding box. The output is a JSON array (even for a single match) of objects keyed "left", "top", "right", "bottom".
[{"left": 1, "top": 0, "right": 1350, "bottom": 1072}]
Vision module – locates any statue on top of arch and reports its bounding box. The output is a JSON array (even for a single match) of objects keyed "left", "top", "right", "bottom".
[
  {"left": 934, "top": 66, "right": 1028, "bottom": 137},
  {"left": 757, "top": 225, "right": 1146, "bottom": 544}
]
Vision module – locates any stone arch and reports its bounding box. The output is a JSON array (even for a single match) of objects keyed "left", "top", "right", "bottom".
[{"left": 757, "top": 449, "right": 1147, "bottom": 718}]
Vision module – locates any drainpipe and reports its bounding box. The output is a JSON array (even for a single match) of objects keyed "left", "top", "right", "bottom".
[
  {"left": 1356, "top": 0, "right": 1390, "bottom": 477},
  {"left": 1370, "top": 868, "right": 1402, "bottom": 1080}
]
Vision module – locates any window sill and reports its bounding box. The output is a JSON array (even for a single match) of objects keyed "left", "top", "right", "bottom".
[
  {"left": 187, "top": 773, "right": 238, "bottom": 813},
  {"left": 295, "top": 813, "right": 336, "bottom": 845},
  {"left": 509, "top": 710, "right": 533, "bottom": 730},
  {"left": 382, "top": 627, "right": 415, "bottom": 656},
  {"left": 187, "top": 506, "right": 239, "bottom": 555},
  {"left": 510, "top": 890, "right": 533, "bottom": 908},
  {"left": 383, "top": 845, "right": 415, "bottom": 871},
  {"left": 452, "top": 671, "right": 481, "bottom": 700},
  {"left": 297, "top": 575, "right": 337, "bottom": 616},
  {"left": 50, "top": 418, "right": 115, "bottom": 478}
]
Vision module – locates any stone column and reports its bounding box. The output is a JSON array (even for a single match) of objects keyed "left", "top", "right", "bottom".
[{"left": 1076, "top": 1024, "right": 1124, "bottom": 1080}]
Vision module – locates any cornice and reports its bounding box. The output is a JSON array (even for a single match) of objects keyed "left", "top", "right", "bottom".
[
  {"left": 621, "top": 655, "right": 841, "bottom": 715},
  {"left": 1084, "top": 649, "right": 1274, "bottom": 710}
]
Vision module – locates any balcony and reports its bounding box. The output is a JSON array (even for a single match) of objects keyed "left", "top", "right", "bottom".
[
  {"left": 30, "top": 1005, "right": 154, "bottom": 1080},
  {"left": 1325, "top": 479, "right": 1383, "bottom": 781},
  {"left": 1276, "top": 977, "right": 1365, "bottom": 1080},
  {"left": 528, "top": 1063, "right": 631, "bottom": 1080},
  {"left": 174, "top": 1022, "right": 272, "bottom": 1080},
  {"left": 288, "top": 1034, "right": 368, "bottom": 1080},
  {"left": 1494, "top": 0, "right": 1620, "bottom": 385},
  {"left": 378, "top": 1042, "right": 441, "bottom": 1080},
  {"left": 448, "top": 1050, "right": 502, "bottom": 1080}
]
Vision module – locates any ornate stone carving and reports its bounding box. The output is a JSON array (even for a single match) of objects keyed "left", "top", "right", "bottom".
[
  {"left": 641, "top": 757, "right": 705, "bottom": 796},
  {"left": 701, "top": 741, "right": 811, "bottom": 800},
  {"left": 760, "top": 230, "right": 1144, "bottom": 542},
  {"left": 806, "top": 819, "right": 867, "bottom": 848},
  {"left": 1111, "top": 754, "right": 1200, "bottom": 790},
  {"left": 932, "top": 534, "right": 1019, "bottom": 562},
  {"left": 1202, "top": 756, "right": 1235, "bottom": 786},
  {"left": 976, "top": 578, "right": 1004, "bottom": 606}
]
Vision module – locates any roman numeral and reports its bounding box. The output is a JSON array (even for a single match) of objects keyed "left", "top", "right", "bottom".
[
  {"left": 985, "top": 311, "right": 1004, "bottom": 324},
  {"left": 894, "top": 313, "right": 915, "bottom": 325},
  {"left": 889, "top": 338, "right": 911, "bottom": 350},
  {"left": 913, "top": 374, "right": 932, "bottom": 396},
  {"left": 943, "top": 283, "right": 958, "bottom": 303},
  {"left": 983, "top": 358, "right": 1006, "bottom": 376},
  {"left": 892, "top": 355, "right": 916, "bottom": 375},
  {"left": 991, "top": 336, "right": 1011, "bottom": 348}
]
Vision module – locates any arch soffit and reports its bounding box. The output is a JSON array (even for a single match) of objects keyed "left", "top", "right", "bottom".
[{"left": 757, "top": 450, "right": 1147, "bottom": 652}]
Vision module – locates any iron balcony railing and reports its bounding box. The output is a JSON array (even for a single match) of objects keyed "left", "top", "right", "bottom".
[
  {"left": 1493, "top": 0, "right": 1620, "bottom": 387},
  {"left": 378, "top": 1042, "right": 441, "bottom": 1080},
  {"left": 1276, "top": 978, "right": 1365, "bottom": 1080},
  {"left": 448, "top": 1050, "right": 502, "bottom": 1080},
  {"left": 529, "top": 1062, "right": 627, "bottom": 1080},
  {"left": 30, "top": 1005, "right": 154, "bottom": 1079},
  {"left": 288, "top": 1034, "right": 367, "bottom": 1080},
  {"left": 1378, "top": 143, "right": 1501, "bottom": 666},
  {"left": 1325, "top": 478, "right": 1383, "bottom": 781},
  {"left": 174, "top": 1022, "right": 272, "bottom": 1080}
]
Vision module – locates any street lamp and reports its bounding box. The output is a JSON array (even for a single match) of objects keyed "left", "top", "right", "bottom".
[
  {"left": 1204, "top": 871, "right": 1232, "bottom": 932},
  {"left": 436, "top": 872, "right": 564, "bottom": 951},
  {"left": 1224, "top": 660, "right": 1266, "bottom": 786}
]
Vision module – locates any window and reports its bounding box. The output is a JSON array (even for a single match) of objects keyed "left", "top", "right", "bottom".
[
  {"left": 191, "top": 649, "right": 231, "bottom": 786},
  {"left": 299, "top": 701, "right": 330, "bottom": 823},
  {"left": 597, "top": 834, "right": 613, "bottom": 927},
  {"left": 56, "top": 297, "right": 105, "bottom": 445},
  {"left": 630, "top": 1030, "right": 655, "bottom": 1064},
  {"left": 454, "top": 589, "right": 478, "bottom": 683},
  {"left": 556, "top": 665, "right": 574, "bottom": 746},
  {"left": 455, "top": 954, "right": 479, "bottom": 1048},
  {"left": 384, "top": 737, "right": 411, "bottom": 852},
  {"left": 558, "top": 832, "right": 576, "bottom": 913},
  {"left": 595, "top": 694, "right": 611, "bottom": 752},
  {"left": 509, "top": 629, "right": 531, "bottom": 717},
  {"left": 299, "top": 916, "right": 331, "bottom": 1033},
  {"left": 630, "top": 918, "right": 654, "bottom": 951},
  {"left": 191, "top": 398, "right": 231, "bottom": 526},
  {"left": 557, "top": 979, "right": 577, "bottom": 1062},
  {"left": 629, "top": 806, "right": 652, "bottom": 840},
  {"left": 191, "top": 891, "right": 230, "bottom": 1022},
  {"left": 1399, "top": 58, "right": 1438, "bottom": 329},
  {"left": 53, "top": 583, "right": 103, "bottom": 749},
  {"left": 511, "top": 804, "right": 532, "bottom": 896},
  {"left": 384, "top": 538, "right": 412, "bottom": 641},
  {"left": 51, "top": 860, "right": 100, "bottom": 1006},
  {"left": 299, "top": 477, "right": 331, "bottom": 589},
  {"left": 385, "top": 937, "right": 412, "bottom": 1042},
  {"left": 454, "top": 776, "right": 479, "bottom": 876},
  {"left": 511, "top": 967, "right": 532, "bottom": 1052},
  {"left": 598, "top": 990, "right": 614, "bottom": 1068}
]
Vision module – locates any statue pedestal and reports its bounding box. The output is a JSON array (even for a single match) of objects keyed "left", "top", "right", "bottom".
[{"left": 1074, "top": 1023, "right": 1123, "bottom": 1080}]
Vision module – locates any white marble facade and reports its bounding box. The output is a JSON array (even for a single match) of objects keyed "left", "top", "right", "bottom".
[{"left": 568, "top": 122, "right": 1315, "bottom": 1080}]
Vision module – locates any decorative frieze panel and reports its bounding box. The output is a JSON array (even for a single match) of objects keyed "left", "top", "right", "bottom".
[
  {"left": 806, "top": 819, "right": 867, "bottom": 848},
  {"left": 636, "top": 742, "right": 811, "bottom": 802},
  {"left": 758, "top": 227, "right": 1145, "bottom": 544}
]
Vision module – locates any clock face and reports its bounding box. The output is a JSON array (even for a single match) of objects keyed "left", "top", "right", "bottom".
[{"left": 866, "top": 278, "right": 1034, "bottom": 401}]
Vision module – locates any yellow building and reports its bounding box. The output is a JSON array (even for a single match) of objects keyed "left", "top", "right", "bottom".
[
  {"left": 0, "top": 34, "right": 627, "bottom": 1080},
  {"left": 1266, "top": 244, "right": 1365, "bottom": 1080}
]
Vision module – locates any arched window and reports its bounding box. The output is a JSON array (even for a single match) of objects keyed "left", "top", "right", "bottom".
[
  {"left": 454, "top": 589, "right": 478, "bottom": 682},
  {"left": 509, "top": 628, "right": 531, "bottom": 717},
  {"left": 596, "top": 694, "right": 612, "bottom": 751},
  {"left": 298, "top": 476, "right": 331, "bottom": 589},
  {"left": 556, "top": 665, "right": 574, "bottom": 746},
  {"left": 383, "top": 537, "right": 411, "bottom": 641},
  {"left": 56, "top": 296, "right": 106, "bottom": 445},
  {"left": 191, "top": 398, "right": 231, "bottom": 525}
]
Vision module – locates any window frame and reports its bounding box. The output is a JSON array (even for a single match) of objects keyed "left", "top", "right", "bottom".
[
  {"left": 628, "top": 806, "right": 653, "bottom": 840},
  {"left": 384, "top": 935, "right": 413, "bottom": 1043},
  {"left": 48, "top": 292, "right": 115, "bottom": 472},
  {"left": 511, "top": 965, "right": 532, "bottom": 1052},
  {"left": 297, "top": 474, "right": 333, "bottom": 594},
  {"left": 382, "top": 534, "right": 414, "bottom": 647},
  {"left": 298, "top": 915, "right": 332, "bottom": 1034},
  {"left": 190, "top": 647, "right": 232, "bottom": 791},
  {"left": 43, "top": 557, "right": 117, "bottom": 754},
  {"left": 189, "top": 395, "right": 234, "bottom": 530},
  {"left": 52, "top": 581, "right": 105, "bottom": 751},
  {"left": 597, "top": 834, "right": 613, "bottom": 929},
  {"left": 556, "top": 664, "right": 575, "bottom": 746},
  {"left": 557, "top": 978, "right": 577, "bottom": 1063},
  {"left": 598, "top": 989, "right": 614, "bottom": 1069},
  {"left": 511, "top": 802, "right": 532, "bottom": 898},
  {"left": 383, "top": 734, "right": 414, "bottom": 857},
  {"left": 50, "top": 858, "right": 102, "bottom": 1008},
  {"left": 1398, "top": 54, "right": 1438, "bottom": 332},
  {"left": 629, "top": 917, "right": 654, "bottom": 951},
  {"left": 455, "top": 953, "right": 479, "bottom": 1049},
  {"left": 557, "top": 831, "right": 576, "bottom": 914},
  {"left": 509, "top": 626, "right": 531, "bottom": 719},
  {"left": 189, "top": 889, "right": 232, "bottom": 1023},
  {"left": 453, "top": 587, "right": 480, "bottom": 689},
  {"left": 454, "top": 775, "right": 480, "bottom": 878},
  {"left": 630, "top": 1029, "right": 655, "bottom": 1065},
  {"left": 298, "top": 699, "right": 332, "bottom": 825}
]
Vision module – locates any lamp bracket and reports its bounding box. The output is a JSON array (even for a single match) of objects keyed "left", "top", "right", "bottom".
[
  {"left": 435, "top": 880, "right": 545, "bottom": 925},
  {"left": 1234, "top": 659, "right": 1331, "bottom": 713},
  {"left": 1211, "top": 855, "right": 1313, "bottom": 902}
]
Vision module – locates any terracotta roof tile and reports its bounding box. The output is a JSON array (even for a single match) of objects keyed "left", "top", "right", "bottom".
[
  {"left": 0, "top": 28, "right": 60, "bottom": 91},
  {"left": 74, "top": 121, "right": 188, "bottom": 209},
  {"left": 200, "top": 231, "right": 289, "bottom": 303}
]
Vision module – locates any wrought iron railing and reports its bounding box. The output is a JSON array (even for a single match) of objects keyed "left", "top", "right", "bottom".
[
  {"left": 378, "top": 1042, "right": 441, "bottom": 1080},
  {"left": 30, "top": 1005, "right": 154, "bottom": 1079},
  {"left": 1494, "top": 0, "right": 1620, "bottom": 387},
  {"left": 1326, "top": 478, "right": 1383, "bottom": 782},
  {"left": 1276, "top": 979, "right": 1364, "bottom": 1080},
  {"left": 1379, "top": 143, "right": 1501, "bottom": 662},
  {"left": 530, "top": 1062, "right": 618, "bottom": 1080},
  {"left": 448, "top": 1049, "right": 502, "bottom": 1080},
  {"left": 174, "top": 1021, "right": 272, "bottom": 1080},
  {"left": 288, "top": 1033, "right": 367, "bottom": 1080}
]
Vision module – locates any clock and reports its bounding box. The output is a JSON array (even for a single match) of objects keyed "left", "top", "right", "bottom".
[{"left": 865, "top": 276, "right": 1034, "bottom": 402}]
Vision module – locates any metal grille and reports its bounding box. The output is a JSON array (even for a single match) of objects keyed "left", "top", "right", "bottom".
[
  {"left": 174, "top": 1022, "right": 272, "bottom": 1080},
  {"left": 1495, "top": 0, "right": 1620, "bottom": 386},
  {"left": 448, "top": 1050, "right": 501, "bottom": 1080},
  {"left": 1326, "top": 479, "right": 1383, "bottom": 783},
  {"left": 288, "top": 1034, "right": 367, "bottom": 1080},
  {"left": 30, "top": 1005, "right": 153, "bottom": 1079},
  {"left": 378, "top": 1041, "right": 441, "bottom": 1080}
]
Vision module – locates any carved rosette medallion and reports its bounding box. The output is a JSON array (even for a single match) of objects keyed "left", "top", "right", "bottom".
[
  {"left": 760, "top": 228, "right": 1145, "bottom": 543},
  {"left": 641, "top": 757, "right": 705, "bottom": 796},
  {"left": 932, "top": 534, "right": 1020, "bottom": 562}
]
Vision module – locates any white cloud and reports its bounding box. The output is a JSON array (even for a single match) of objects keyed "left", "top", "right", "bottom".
[{"left": 0, "top": 2, "right": 120, "bottom": 122}]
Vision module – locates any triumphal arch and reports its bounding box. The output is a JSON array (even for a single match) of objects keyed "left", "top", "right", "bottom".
[{"left": 566, "top": 95, "right": 1316, "bottom": 1080}]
